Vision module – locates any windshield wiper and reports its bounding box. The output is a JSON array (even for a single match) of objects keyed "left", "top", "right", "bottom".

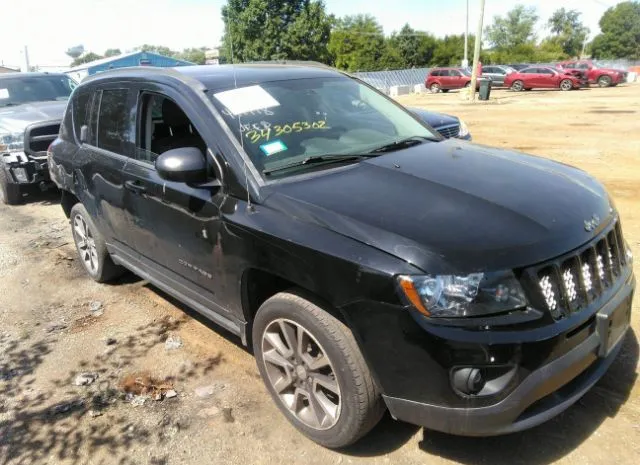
[
  {"left": 263, "top": 154, "right": 380, "bottom": 176},
  {"left": 367, "top": 136, "right": 435, "bottom": 154}
]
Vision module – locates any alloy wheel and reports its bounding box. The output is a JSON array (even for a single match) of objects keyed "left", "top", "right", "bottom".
[
  {"left": 511, "top": 80, "right": 523, "bottom": 91},
  {"left": 430, "top": 83, "right": 441, "bottom": 93},
  {"left": 560, "top": 79, "right": 573, "bottom": 91},
  {"left": 73, "top": 214, "right": 99, "bottom": 274},
  {"left": 261, "top": 318, "right": 341, "bottom": 430}
]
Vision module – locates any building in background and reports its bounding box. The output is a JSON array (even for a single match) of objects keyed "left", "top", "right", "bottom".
[
  {"left": 66, "top": 51, "right": 194, "bottom": 82},
  {"left": 0, "top": 65, "right": 19, "bottom": 73},
  {"left": 205, "top": 48, "right": 220, "bottom": 65}
]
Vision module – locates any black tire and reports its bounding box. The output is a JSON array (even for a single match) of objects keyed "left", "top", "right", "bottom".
[
  {"left": 441, "top": 89, "right": 450, "bottom": 93},
  {"left": 524, "top": 88, "right": 532, "bottom": 91},
  {"left": 0, "top": 167, "right": 22, "bottom": 205},
  {"left": 69, "top": 203, "right": 124, "bottom": 283},
  {"left": 429, "top": 83, "right": 441, "bottom": 93},
  {"left": 597, "top": 75, "right": 612, "bottom": 87},
  {"left": 511, "top": 80, "right": 524, "bottom": 92},
  {"left": 252, "top": 290, "right": 385, "bottom": 448}
]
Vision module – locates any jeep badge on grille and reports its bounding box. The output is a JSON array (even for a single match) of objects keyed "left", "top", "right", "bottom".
[{"left": 584, "top": 214, "right": 600, "bottom": 232}]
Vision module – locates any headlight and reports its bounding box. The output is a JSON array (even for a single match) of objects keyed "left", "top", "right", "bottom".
[
  {"left": 12, "top": 167, "right": 28, "bottom": 183},
  {"left": 0, "top": 131, "right": 25, "bottom": 153},
  {"left": 397, "top": 271, "right": 527, "bottom": 318},
  {"left": 458, "top": 120, "right": 470, "bottom": 138}
]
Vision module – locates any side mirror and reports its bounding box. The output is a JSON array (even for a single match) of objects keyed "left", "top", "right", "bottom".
[
  {"left": 156, "top": 147, "right": 208, "bottom": 184},
  {"left": 80, "top": 125, "right": 89, "bottom": 143}
]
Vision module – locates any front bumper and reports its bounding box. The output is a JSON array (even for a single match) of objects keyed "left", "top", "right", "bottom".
[
  {"left": 1, "top": 152, "right": 51, "bottom": 186},
  {"left": 383, "top": 272, "right": 634, "bottom": 436}
]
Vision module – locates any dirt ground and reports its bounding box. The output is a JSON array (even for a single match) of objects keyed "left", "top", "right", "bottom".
[{"left": 1, "top": 84, "right": 639, "bottom": 465}]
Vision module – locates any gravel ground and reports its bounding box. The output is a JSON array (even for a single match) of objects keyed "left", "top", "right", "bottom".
[{"left": 1, "top": 84, "right": 639, "bottom": 465}]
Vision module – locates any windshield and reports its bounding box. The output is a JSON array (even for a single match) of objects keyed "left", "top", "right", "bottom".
[
  {"left": 460, "top": 69, "right": 471, "bottom": 76},
  {"left": 210, "top": 76, "right": 439, "bottom": 179},
  {"left": 0, "top": 75, "right": 76, "bottom": 107}
]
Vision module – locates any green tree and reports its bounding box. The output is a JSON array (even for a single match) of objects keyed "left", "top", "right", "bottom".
[
  {"left": 137, "top": 44, "right": 177, "bottom": 57},
  {"left": 177, "top": 47, "right": 207, "bottom": 64},
  {"left": 591, "top": 1, "right": 640, "bottom": 59},
  {"left": 388, "top": 24, "right": 437, "bottom": 67},
  {"left": 485, "top": 5, "right": 539, "bottom": 50},
  {"left": 104, "top": 48, "right": 122, "bottom": 58},
  {"left": 221, "top": 0, "right": 333, "bottom": 63},
  {"left": 328, "top": 15, "right": 386, "bottom": 71},
  {"left": 547, "top": 9, "right": 589, "bottom": 58},
  {"left": 71, "top": 52, "right": 103, "bottom": 67},
  {"left": 431, "top": 35, "right": 480, "bottom": 66}
]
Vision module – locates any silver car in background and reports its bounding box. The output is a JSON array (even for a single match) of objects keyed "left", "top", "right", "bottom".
[{"left": 482, "top": 65, "right": 516, "bottom": 87}]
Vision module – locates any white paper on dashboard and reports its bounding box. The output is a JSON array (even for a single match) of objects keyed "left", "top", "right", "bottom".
[
  {"left": 213, "top": 85, "right": 280, "bottom": 116},
  {"left": 0, "top": 89, "right": 9, "bottom": 99}
]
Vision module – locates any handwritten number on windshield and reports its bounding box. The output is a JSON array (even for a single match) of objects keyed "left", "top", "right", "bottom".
[{"left": 245, "top": 120, "right": 329, "bottom": 144}]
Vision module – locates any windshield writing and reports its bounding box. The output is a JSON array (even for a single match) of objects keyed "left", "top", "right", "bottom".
[{"left": 210, "top": 76, "right": 437, "bottom": 178}]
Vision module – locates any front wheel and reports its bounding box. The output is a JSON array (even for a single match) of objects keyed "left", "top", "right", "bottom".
[
  {"left": 70, "top": 203, "right": 124, "bottom": 283},
  {"left": 510, "top": 80, "right": 524, "bottom": 92},
  {"left": 597, "top": 75, "right": 612, "bottom": 87},
  {"left": 253, "top": 291, "right": 385, "bottom": 448},
  {"left": 430, "top": 83, "right": 441, "bottom": 93},
  {"left": 0, "top": 167, "right": 22, "bottom": 205},
  {"left": 560, "top": 79, "right": 574, "bottom": 91}
]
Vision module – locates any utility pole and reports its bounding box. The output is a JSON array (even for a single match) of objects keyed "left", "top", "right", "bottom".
[
  {"left": 469, "top": 0, "right": 486, "bottom": 102},
  {"left": 23, "top": 46, "right": 30, "bottom": 73},
  {"left": 463, "top": 0, "right": 469, "bottom": 68}
]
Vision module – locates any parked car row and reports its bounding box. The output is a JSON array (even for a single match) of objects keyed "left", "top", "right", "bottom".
[{"left": 425, "top": 60, "right": 629, "bottom": 93}]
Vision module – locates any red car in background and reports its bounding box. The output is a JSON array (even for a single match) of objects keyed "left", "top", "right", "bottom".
[
  {"left": 557, "top": 60, "right": 627, "bottom": 87},
  {"left": 504, "top": 66, "right": 582, "bottom": 91},
  {"left": 425, "top": 67, "right": 472, "bottom": 93}
]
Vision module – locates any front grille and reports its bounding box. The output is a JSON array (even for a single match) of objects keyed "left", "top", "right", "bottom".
[
  {"left": 435, "top": 124, "right": 460, "bottom": 139},
  {"left": 24, "top": 122, "right": 61, "bottom": 155},
  {"left": 524, "top": 221, "right": 627, "bottom": 320}
]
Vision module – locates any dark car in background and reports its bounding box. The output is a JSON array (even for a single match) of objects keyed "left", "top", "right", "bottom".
[
  {"left": 50, "top": 64, "right": 634, "bottom": 448},
  {"left": 507, "top": 64, "right": 531, "bottom": 71},
  {"left": 0, "top": 73, "right": 75, "bottom": 204},
  {"left": 410, "top": 107, "right": 471, "bottom": 140},
  {"left": 505, "top": 66, "right": 583, "bottom": 91}
]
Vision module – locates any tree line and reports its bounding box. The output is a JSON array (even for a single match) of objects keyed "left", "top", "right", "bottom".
[
  {"left": 68, "top": 1, "right": 640, "bottom": 71},
  {"left": 221, "top": 0, "right": 640, "bottom": 71}
]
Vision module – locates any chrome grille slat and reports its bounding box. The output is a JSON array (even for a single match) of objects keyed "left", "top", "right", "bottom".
[
  {"left": 532, "top": 220, "right": 627, "bottom": 319},
  {"left": 435, "top": 124, "right": 460, "bottom": 139}
]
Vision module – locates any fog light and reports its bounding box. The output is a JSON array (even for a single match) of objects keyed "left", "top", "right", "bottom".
[
  {"left": 451, "top": 367, "right": 485, "bottom": 395},
  {"left": 12, "top": 167, "right": 28, "bottom": 183}
]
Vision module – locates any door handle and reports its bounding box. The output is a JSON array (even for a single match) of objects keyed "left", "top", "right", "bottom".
[{"left": 124, "top": 180, "right": 147, "bottom": 194}]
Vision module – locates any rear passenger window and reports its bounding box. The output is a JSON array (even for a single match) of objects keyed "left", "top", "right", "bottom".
[
  {"left": 73, "top": 92, "right": 92, "bottom": 141},
  {"left": 96, "top": 89, "right": 133, "bottom": 154}
]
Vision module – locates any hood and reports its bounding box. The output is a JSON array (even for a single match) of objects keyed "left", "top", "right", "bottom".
[
  {"left": 409, "top": 108, "right": 459, "bottom": 128},
  {"left": 264, "top": 139, "right": 613, "bottom": 274},
  {"left": 0, "top": 101, "right": 67, "bottom": 133}
]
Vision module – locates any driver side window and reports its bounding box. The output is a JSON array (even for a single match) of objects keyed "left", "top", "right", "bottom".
[{"left": 134, "top": 93, "right": 206, "bottom": 166}]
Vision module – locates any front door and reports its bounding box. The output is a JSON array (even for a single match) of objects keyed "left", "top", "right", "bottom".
[
  {"left": 75, "top": 87, "right": 136, "bottom": 247},
  {"left": 119, "top": 88, "right": 237, "bottom": 322}
]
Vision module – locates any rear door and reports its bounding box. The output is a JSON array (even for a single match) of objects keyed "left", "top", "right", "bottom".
[
  {"left": 521, "top": 68, "right": 539, "bottom": 87},
  {"left": 73, "top": 86, "right": 135, "bottom": 246},
  {"left": 447, "top": 70, "right": 463, "bottom": 89}
]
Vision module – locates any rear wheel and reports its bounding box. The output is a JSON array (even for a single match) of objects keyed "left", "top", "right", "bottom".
[
  {"left": 0, "top": 167, "right": 22, "bottom": 205},
  {"left": 253, "top": 291, "right": 385, "bottom": 448},
  {"left": 511, "top": 80, "right": 524, "bottom": 92},
  {"left": 597, "top": 75, "right": 612, "bottom": 87},
  {"left": 70, "top": 203, "right": 124, "bottom": 283},
  {"left": 430, "top": 83, "right": 441, "bottom": 93},
  {"left": 560, "top": 79, "right": 573, "bottom": 91}
]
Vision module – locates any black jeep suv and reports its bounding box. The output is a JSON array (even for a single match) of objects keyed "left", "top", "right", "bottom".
[
  {"left": 49, "top": 64, "right": 634, "bottom": 448},
  {"left": 0, "top": 73, "right": 76, "bottom": 204}
]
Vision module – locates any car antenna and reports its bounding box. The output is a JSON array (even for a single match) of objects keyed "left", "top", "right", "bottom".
[{"left": 230, "top": 21, "right": 254, "bottom": 213}]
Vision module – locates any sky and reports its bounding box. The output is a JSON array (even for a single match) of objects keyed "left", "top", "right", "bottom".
[{"left": 0, "top": 0, "right": 625, "bottom": 70}]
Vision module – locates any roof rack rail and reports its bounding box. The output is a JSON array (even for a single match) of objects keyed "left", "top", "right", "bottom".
[{"left": 242, "top": 60, "right": 334, "bottom": 69}]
